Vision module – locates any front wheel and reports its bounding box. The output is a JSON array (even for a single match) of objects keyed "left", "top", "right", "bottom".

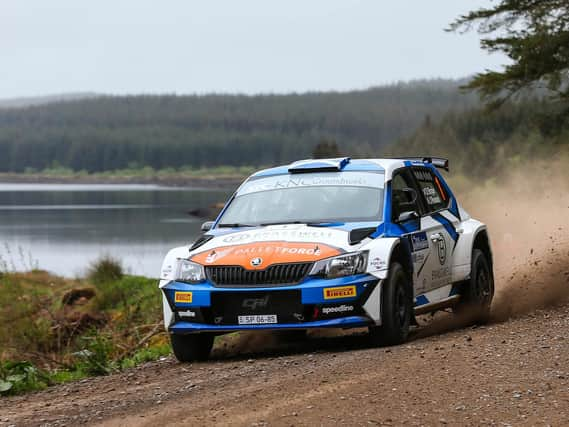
[
  {"left": 369, "top": 262, "right": 412, "bottom": 346},
  {"left": 170, "top": 333, "right": 214, "bottom": 362},
  {"left": 455, "top": 249, "right": 494, "bottom": 324}
]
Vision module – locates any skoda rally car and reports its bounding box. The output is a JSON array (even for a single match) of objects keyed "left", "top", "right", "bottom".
[{"left": 159, "top": 157, "right": 494, "bottom": 361}]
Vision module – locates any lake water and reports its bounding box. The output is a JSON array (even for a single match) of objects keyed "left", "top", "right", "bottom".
[{"left": 0, "top": 183, "right": 231, "bottom": 278}]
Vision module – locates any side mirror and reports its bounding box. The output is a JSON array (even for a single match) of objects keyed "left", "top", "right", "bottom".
[
  {"left": 201, "top": 221, "right": 215, "bottom": 232},
  {"left": 397, "top": 211, "right": 419, "bottom": 223}
]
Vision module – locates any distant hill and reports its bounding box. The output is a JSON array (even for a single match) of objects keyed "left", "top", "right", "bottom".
[
  {"left": 0, "top": 80, "right": 478, "bottom": 172},
  {"left": 0, "top": 93, "right": 100, "bottom": 109}
]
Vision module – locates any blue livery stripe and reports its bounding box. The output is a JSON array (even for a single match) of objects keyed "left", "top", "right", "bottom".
[
  {"left": 342, "top": 160, "right": 384, "bottom": 172},
  {"left": 449, "top": 283, "right": 460, "bottom": 296},
  {"left": 170, "top": 316, "right": 371, "bottom": 332},
  {"left": 415, "top": 295, "right": 429, "bottom": 306},
  {"left": 449, "top": 197, "right": 461, "bottom": 220},
  {"left": 432, "top": 213, "right": 459, "bottom": 243}
]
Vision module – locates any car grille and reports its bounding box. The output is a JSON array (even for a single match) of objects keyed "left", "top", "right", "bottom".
[
  {"left": 205, "top": 262, "right": 313, "bottom": 287},
  {"left": 210, "top": 290, "right": 305, "bottom": 324}
]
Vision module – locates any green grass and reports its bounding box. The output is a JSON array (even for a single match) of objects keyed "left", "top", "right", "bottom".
[
  {"left": 119, "top": 344, "right": 171, "bottom": 370},
  {"left": 0, "top": 258, "right": 169, "bottom": 396}
]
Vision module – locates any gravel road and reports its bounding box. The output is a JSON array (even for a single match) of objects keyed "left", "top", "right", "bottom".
[{"left": 1, "top": 305, "right": 568, "bottom": 426}]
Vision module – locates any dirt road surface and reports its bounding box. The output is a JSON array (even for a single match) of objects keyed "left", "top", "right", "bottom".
[
  {"left": 2, "top": 167, "right": 569, "bottom": 426},
  {"left": 1, "top": 301, "right": 569, "bottom": 427}
]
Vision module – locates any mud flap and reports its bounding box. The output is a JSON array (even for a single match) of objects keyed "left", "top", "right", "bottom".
[
  {"left": 362, "top": 280, "right": 382, "bottom": 325},
  {"left": 162, "top": 292, "right": 174, "bottom": 328}
]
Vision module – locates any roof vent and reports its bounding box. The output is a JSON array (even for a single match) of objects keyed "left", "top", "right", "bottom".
[{"left": 288, "top": 157, "right": 351, "bottom": 174}]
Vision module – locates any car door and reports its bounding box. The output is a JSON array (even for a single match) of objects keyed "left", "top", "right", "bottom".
[
  {"left": 390, "top": 169, "right": 431, "bottom": 295},
  {"left": 411, "top": 167, "right": 453, "bottom": 292}
]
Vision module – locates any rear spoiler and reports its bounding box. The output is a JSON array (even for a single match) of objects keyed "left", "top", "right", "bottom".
[{"left": 395, "top": 157, "right": 449, "bottom": 172}]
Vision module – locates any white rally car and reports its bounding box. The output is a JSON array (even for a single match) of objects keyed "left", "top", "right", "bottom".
[{"left": 159, "top": 157, "right": 494, "bottom": 361}]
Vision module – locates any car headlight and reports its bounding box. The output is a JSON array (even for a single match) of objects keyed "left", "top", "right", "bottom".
[
  {"left": 310, "top": 251, "right": 369, "bottom": 279},
  {"left": 176, "top": 259, "right": 205, "bottom": 283}
]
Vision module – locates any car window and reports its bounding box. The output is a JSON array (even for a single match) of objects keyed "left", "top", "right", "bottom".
[
  {"left": 412, "top": 167, "right": 449, "bottom": 212},
  {"left": 391, "top": 170, "right": 422, "bottom": 222},
  {"left": 219, "top": 172, "right": 385, "bottom": 225}
]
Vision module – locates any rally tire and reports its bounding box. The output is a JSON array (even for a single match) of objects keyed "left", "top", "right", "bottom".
[
  {"left": 170, "top": 333, "right": 214, "bottom": 362},
  {"left": 455, "top": 249, "right": 494, "bottom": 324},
  {"left": 369, "top": 262, "right": 412, "bottom": 347}
]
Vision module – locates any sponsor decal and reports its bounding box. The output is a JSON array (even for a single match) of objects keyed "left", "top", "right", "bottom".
[
  {"left": 323, "top": 285, "right": 356, "bottom": 300},
  {"left": 437, "top": 237, "right": 447, "bottom": 265},
  {"left": 191, "top": 241, "right": 342, "bottom": 268},
  {"left": 409, "top": 232, "right": 429, "bottom": 252},
  {"left": 205, "top": 248, "right": 234, "bottom": 264},
  {"left": 175, "top": 292, "right": 193, "bottom": 303},
  {"left": 432, "top": 266, "right": 450, "bottom": 280},
  {"left": 369, "top": 257, "right": 386, "bottom": 270},
  {"left": 423, "top": 186, "right": 442, "bottom": 205},
  {"left": 411, "top": 252, "right": 426, "bottom": 264},
  {"left": 178, "top": 310, "right": 197, "bottom": 318},
  {"left": 321, "top": 304, "right": 354, "bottom": 315},
  {"left": 242, "top": 295, "right": 269, "bottom": 310},
  {"left": 237, "top": 172, "right": 385, "bottom": 196},
  {"left": 221, "top": 229, "right": 337, "bottom": 244}
]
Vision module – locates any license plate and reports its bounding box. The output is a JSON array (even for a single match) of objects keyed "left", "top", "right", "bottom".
[{"left": 238, "top": 314, "right": 278, "bottom": 325}]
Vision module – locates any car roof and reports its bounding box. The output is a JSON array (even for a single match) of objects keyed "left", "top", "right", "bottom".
[{"left": 250, "top": 158, "right": 423, "bottom": 180}]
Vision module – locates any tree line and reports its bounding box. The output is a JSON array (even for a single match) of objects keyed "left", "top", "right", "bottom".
[
  {"left": 385, "top": 98, "right": 569, "bottom": 179},
  {"left": 0, "top": 80, "right": 476, "bottom": 172}
]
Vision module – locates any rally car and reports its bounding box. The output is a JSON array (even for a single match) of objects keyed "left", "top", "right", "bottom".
[{"left": 159, "top": 157, "right": 494, "bottom": 361}]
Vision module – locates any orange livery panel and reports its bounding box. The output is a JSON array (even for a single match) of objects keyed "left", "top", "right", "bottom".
[{"left": 190, "top": 241, "right": 342, "bottom": 270}]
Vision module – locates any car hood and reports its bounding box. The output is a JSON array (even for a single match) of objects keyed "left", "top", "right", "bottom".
[{"left": 189, "top": 223, "right": 379, "bottom": 269}]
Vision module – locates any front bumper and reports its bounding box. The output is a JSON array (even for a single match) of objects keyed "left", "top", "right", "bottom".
[{"left": 161, "top": 274, "right": 380, "bottom": 334}]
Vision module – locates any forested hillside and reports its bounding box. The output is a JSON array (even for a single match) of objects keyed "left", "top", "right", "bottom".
[
  {"left": 386, "top": 99, "right": 569, "bottom": 179},
  {"left": 0, "top": 80, "right": 476, "bottom": 172}
]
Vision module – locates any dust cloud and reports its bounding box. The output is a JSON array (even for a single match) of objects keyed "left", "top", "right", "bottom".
[{"left": 459, "top": 157, "right": 569, "bottom": 320}]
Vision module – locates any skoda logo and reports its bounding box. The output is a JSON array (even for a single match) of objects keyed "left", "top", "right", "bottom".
[{"left": 250, "top": 257, "right": 263, "bottom": 267}]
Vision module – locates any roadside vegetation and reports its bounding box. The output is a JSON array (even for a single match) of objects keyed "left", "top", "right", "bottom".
[
  {"left": 0, "top": 165, "right": 255, "bottom": 186},
  {"left": 0, "top": 258, "right": 169, "bottom": 396},
  {"left": 384, "top": 99, "right": 569, "bottom": 182}
]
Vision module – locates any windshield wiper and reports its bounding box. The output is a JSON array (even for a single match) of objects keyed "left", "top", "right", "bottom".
[
  {"left": 260, "top": 221, "right": 303, "bottom": 226},
  {"left": 217, "top": 223, "right": 256, "bottom": 228}
]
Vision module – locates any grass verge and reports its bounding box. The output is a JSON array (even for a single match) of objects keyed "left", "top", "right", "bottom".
[{"left": 0, "top": 260, "right": 168, "bottom": 396}]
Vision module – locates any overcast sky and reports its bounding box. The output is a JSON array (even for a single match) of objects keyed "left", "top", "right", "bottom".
[{"left": 0, "top": 0, "right": 507, "bottom": 99}]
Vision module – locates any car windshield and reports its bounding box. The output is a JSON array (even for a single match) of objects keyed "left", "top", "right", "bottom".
[{"left": 218, "top": 171, "right": 384, "bottom": 226}]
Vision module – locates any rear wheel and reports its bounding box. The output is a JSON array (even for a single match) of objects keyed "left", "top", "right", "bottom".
[
  {"left": 455, "top": 249, "right": 494, "bottom": 324},
  {"left": 170, "top": 333, "right": 214, "bottom": 362},
  {"left": 369, "top": 262, "right": 412, "bottom": 346}
]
